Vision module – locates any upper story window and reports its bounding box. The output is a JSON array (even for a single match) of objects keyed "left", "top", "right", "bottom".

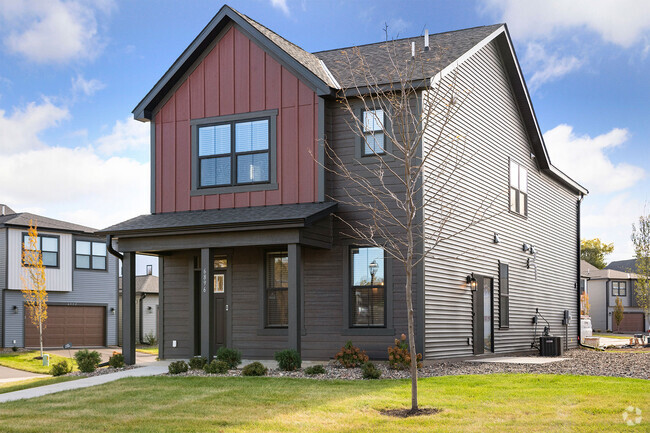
[
  {"left": 509, "top": 160, "right": 528, "bottom": 216},
  {"left": 612, "top": 281, "right": 626, "bottom": 297},
  {"left": 22, "top": 233, "right": 59, "bottom": 268},
  {"left": 362, "top": 109, "right": 385, "bottom": 155},
  {"left": 198, "top": 118, "right": 269, "bottom": 187},
  {"left": 350, "top": 246, "right": 385, "bottom": 327},
  {"left": 75, "top": 240, "right": 107, "bottom": 270},
  {"left": 265, "top": 252, "right": 288, "bottom": 328}
]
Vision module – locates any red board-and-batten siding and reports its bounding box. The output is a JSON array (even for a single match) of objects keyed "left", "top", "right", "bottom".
[{"left": 154, "top": 25, "right": 320, "bottom": 213}]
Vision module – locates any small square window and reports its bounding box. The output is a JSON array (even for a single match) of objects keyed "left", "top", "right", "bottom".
[
  {"left": 22, "top": 233, "right": 59, "bottom": 268},
  {"left": 75, "top": 240, "right": 106, "bottom": 271},
  {"left": 362, "top": 110, "right": 385, "bottom": 155}
]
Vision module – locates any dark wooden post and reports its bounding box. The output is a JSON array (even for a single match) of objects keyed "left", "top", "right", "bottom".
[
  {"left": 122, "top": 252, "right": 136, "bottom": 365},
  {"left": 200, "top": 248, "right": 215, "bottom": 360},
  {"left": 288, "top": 244, "right": 301, "bottom": 353}
]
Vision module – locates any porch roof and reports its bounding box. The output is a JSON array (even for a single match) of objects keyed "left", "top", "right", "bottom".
[{"left": 98, "top": 202, "right": 337, "bottom": 237}]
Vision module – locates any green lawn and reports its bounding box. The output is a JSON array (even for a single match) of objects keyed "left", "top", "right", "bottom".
[
  {"left": 0, "top": 374, "right": 647, "bottom": 432},
  {"left": 135, "top": 346, "right": 158, "bottom": 355},
  {"left": 0, "top": 376, "right": 79, "bottom": 395},
  {"left": 0, "top": 351, "right": 76, "bottom": 374}
]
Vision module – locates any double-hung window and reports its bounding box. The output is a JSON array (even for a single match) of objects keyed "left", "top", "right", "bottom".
[
  {"left": 362, "top": 109, "right": 385, "bottom": 155},
  {"left": 509, "top": 160, "right": 528, "bottom": 216},
  {"left": 265, "top": 252, "right": 288, "bottom": 327},
  {"left": 612, "top": 281, "right": 626, "bottom": 297},
  {"left": 198, "top": 118, "right": 270, "bottom": 187},
  {"left": 22, "top": 234, "right": 59, "bottom": 268},
  {"left": 75, "top": 240, "right": 107, "bottom": 270},
  {"left": 350, "top": 247, "right": 385, "bottom": 327}
]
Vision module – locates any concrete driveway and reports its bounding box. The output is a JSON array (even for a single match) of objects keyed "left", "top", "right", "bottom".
[
  {"left": 0, "top": 365, "right": 46, "bottom": 384},
  {"left": 45, "top": 347, "right": 158, "bottom": 364}
]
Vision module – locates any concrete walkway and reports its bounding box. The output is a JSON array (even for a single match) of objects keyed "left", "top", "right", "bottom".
[
  {"left": 0, "top": 365, "right": 47, "bottom": 384},
  {"left": 0, "top": 361, "right": 170, "bottom": 404}
]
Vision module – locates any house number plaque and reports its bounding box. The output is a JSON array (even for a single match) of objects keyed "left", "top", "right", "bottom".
[{"left": 202, "top": 268, "right": 208, "bottom": 293}]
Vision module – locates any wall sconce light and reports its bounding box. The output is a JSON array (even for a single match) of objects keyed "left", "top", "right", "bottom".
[
  {"left": 522, "top": 243, "right": 530, "bottom": 252},
  {"left": 12, "top": 305, "right": 18, "bottom": 314},
  {"left": 147, "top": 306, "right": 152, "bottom": 312},
  {"left": 466, "top": 273, "right": 477, "bottom": 291},
  {"left": 530, "top": 245, "right": 537, "bottom": 255},
  {"left": 110, "top": 307, "right": 116, "bottom": 315},
  {"left": 493, "top": 233, "right": 500, "bottom": 244}
]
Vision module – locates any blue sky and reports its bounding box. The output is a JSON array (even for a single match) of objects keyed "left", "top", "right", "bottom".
[{"left": 0, "top": 0, "right": 648, "bottom": 273}]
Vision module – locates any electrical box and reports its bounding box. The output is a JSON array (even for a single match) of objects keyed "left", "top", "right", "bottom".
[
  {"left": 539, "top": 336, "right": 564, "bottom": 357},
  {"left": 562, "top": 310, "right": 572, "bottom": 325}
]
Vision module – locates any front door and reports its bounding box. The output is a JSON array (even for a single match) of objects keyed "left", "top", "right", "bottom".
[
  {"left": 213, "top": 256, "right": 228, "bottom": 348},
  {"left": 473, "top": 275, "right": 494, "bottom": 355}
]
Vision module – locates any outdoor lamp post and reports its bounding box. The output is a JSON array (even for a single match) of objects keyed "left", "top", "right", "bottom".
[{"left": 369, "top": 259, "right": 378, "bottom": 286}]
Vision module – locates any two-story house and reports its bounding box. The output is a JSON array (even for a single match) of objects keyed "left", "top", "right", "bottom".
[
  {"left": 101, "top": 5, "right": 587, "bottom": 365},
  {"left": 0, "top": 205, "right": 119, "bottom": 348}
]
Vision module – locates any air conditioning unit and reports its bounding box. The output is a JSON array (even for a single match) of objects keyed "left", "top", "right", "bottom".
[{"left": 539, "top": 336, "right": 564, "bottom": 357}]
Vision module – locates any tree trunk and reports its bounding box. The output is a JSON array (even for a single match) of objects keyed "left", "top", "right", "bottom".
[
  {"left": 39, "top": 318, "right": 44, "bottom": 359},
  {"left": 405, "top": 259, "right": 418, "bottom": 411}
]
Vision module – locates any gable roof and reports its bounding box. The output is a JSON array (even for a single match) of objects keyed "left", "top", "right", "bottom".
[
  {"left": 587, "top": 267, "right": 639, "bottom": 281},
  {"left": 580, "top": 259, "right": 600, "bottom": 278},
  {"left": 0, "top": 211, "right": 96, "bottom": 234},
  {"left": 119, "top": 274, "right": 159, "bottom": 294},
  {"left": 606, "top": 259, "right": 638, "bottom": 273},
  {"left": 133, "top": 5, "right": 587, "bottom": 195}
]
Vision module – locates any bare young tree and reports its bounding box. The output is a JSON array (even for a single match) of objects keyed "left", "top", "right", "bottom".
[{"left": 322, "top": 36, "right": 498, "bottom": 412}]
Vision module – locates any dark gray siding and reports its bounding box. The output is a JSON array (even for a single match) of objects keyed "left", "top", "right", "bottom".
[
  {"left": 0, "top": 228, "right": 5, "bottom": 345},
  {"left": 3, "top": 235, "right": 119, "bottom": 347},
  {"left": 161, "top": 252, "right": 193, "bottom": 358},
  {"left": 422, "top": 40, "right": 579, "bottom": 358}
]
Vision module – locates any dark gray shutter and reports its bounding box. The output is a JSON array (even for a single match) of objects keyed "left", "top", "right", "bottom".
[{"left": 499, "top": 262, "right": 509, "bottom": 329}]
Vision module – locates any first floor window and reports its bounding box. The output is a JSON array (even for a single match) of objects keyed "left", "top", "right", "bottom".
[
  {"left": 612, "top": 281, "right": 626, "bottom": 297},
  {"left": 350, "top": 246, "right": 385, "bottom": 327},
  {"left": 266, "top": 252, "right": 288, "bottom": 327},
  {"left": 75, "top": 240, "right": 107, "bottom": 270},
  {"left": 509, "top": 160, "right": 528, "bottom": 216},
  {"left": 22, "top": 234, "right": 59, "bottom": 268}
]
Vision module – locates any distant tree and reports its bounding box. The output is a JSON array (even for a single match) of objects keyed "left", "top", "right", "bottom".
[
  {"left": 631, "top": 212, "right": 650, "bottom": 326},
  {"left": 20, "top": 221, "right": 48, "bottom": 358},
  {"left": 580, "top": 291, "right": 590, "bottom": 316},
  {"left": 613, "top": 297, "right": 624, "bottom": 329},
  {"left": 581, "top": 238, "right": 614, "bottom": 269}
]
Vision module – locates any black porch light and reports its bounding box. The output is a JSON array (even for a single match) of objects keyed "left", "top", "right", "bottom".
[
  {"left": 369, "top": 259, "right": 379, "bottom": 293},
  {"left": 466, "top": 273, "right": 477, "bottom": 291}
]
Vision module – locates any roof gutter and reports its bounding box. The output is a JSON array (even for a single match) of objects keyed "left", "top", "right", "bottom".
[{"left": 106, "top": 234, "right": 123, "bottom": 261}]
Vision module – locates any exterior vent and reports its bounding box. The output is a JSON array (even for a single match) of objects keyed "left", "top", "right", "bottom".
[
  {"left": 424, "top": 29, "right": 429, "bottom": 51},
  {"left": 411, "top": 41, "right": 415, "bottom": 58}
]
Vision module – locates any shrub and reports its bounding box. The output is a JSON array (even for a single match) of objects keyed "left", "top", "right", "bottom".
[
  {"left": 304, "top": 364, "right": 326, "bottom": 375},
  {"left": 361, "top": 362, "right": 381, "bottom": 379},
  {"left": 50, "top": 360, "right": 71, "bottom": 376},
  {"left": 204, "top": 360, "right": 229, "bottom": 374},
  {"left": 74, "top": 349, "right": 102, "bottom": 373},
  {"left": 189, "top": 356, "right": 207, "bottom": 370},
  {"left": 168, "top": 360, "right": 189, "bottom": 375},
  {"left": 274, "top": 349, "right": 301, "bottom": 371},
  {"left": 387, "top": 334, "right": 422, "bottom": 370},
  {"left": 143, "top": 331, "right": 157, "bottom": 346},
  {"left": 242, "top": 361, "right": 267, "bottom": 376},
  {"left": 216, "top": 347, "right": 242, "bottom": 369},
  {"left": 334, "top": 341, "right": 368, "bottom": 368},
  {"left": 108, "top": 353, "right": 125, "bottom": 369}
]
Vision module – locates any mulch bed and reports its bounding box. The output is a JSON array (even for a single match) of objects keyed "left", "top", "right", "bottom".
[
  {"left": 380, "top": 408, "right": 441, "bottom": 418},
  {"left": 169, "top": 348, "right": 649, "bottom": 380}
]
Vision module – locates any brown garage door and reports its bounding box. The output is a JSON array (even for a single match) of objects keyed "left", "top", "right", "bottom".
[
  {"left": 613, "top": 312, "right": 645, "bottom": 333},
  {"left": 24, "top": 305, "right": 105, "bottom": 347}
]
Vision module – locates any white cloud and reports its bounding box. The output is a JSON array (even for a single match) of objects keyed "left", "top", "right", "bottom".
[
  {"left": 482, "top": 0, "right": 650, "bottom": 47},
  {"left": 386, "top": 18, "right": 411, "bottom": 39},
  {"left": 95, "top": 116, "right": 149, "bottom": 156},
  {"left": 524, "top": 43, "right": 582, "bottom": 90},
  {"left": 544, "top": 124, "right": 645, "bottom": 194},
  {"left": 270, "top": 0, "right": 290, "bottom": 16},
  {"left": 0, "top": 99, "right": 70, "bottom": 154},
  {"left": 71, "top": 74, "right": 105, "bottom": 97},
  {"left": 0, "top": 0, "right": 113, "bottom": 63}
]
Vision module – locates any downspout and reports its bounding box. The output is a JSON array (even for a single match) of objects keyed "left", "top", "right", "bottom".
[
  {"left": 106, "top": 234, "right": 123, "bottom": 347},
  {"left": 106, "top": 235, "right": 123, "bottom": 261},
  {"left": 576, "top": 193, "right": 590, "bottom": 349}
]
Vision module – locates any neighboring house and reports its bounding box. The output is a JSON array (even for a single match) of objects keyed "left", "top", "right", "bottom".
[
  {"left": 581, "top": 259, "right": 647, "bottom": 333},
  {"left": 118, "top": 266, "right": 159, "bottom": 345},
  {"left": 0, "top": 204, "right": 118, "bottom": 348},
  {"left": 100, "top": 5, "right": 587, "bottom": 365}
]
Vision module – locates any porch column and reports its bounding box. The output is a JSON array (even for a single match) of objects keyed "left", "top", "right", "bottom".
[
  {"left": 288, "top": 244, "right": 301, "bottom": 353},
  {"left": 122, "top": 252, "right": 136, "bottom": 365},
  {"left": 200, "top": 248, "right": 215, "bottom": 360}
]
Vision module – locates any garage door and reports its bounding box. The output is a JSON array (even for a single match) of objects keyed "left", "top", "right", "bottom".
[
  {"left": 24, "top": 305, "right": 105, "bottom": 347},
  {"left": 613, "top": 312, "right": 645, "bottom": 333}
]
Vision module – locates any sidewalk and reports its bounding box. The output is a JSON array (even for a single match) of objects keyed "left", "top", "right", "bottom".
[
  {"left": 0, "top": 365, "right": 47, "bottom": 384},
  {"left": 0, "top": 361, "right": 170, "bottom": 404}
]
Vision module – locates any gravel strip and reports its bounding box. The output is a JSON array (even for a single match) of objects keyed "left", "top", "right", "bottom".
[
  {"left": 169, "top": 349, "right": 648, "bottom": 380},
  {"left": 66, "top": 365, "right": 141, "bottom": 378}
]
